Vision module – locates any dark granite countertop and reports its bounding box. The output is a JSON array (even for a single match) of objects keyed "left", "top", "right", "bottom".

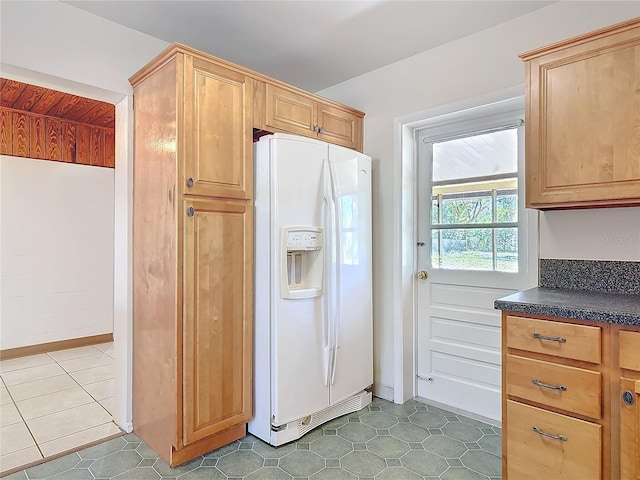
[{"left": 494, "top": 287, "right": 640, "bottom": 326}]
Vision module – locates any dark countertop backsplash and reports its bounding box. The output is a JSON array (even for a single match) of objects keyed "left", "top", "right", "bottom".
[
  {"left": 494, "top": 259, "right": 640, "bottom": 326},
  {"left": 539, "top": 259, "right": 640, "bottom": 295}
]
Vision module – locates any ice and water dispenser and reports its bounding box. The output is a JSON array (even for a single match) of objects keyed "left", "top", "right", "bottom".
[{"left": 280, "top": 227, "right": 324, "bottom": 299}]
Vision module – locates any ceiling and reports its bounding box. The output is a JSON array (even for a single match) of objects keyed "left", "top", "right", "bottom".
[{"left": 64, "top": 1, "right": 555, "bottom": 92}]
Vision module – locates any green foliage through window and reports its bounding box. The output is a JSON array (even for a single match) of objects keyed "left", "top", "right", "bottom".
[{"left": 431, "top": 186, "right": 518, "bottom": 272}]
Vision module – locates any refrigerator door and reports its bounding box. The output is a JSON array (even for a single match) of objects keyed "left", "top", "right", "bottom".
[
  {"left": 327, "top": 144, "right": 373, "bottom": 405},
  {"left": 271, "top": 136, "right": 331, "bottom": 426}
]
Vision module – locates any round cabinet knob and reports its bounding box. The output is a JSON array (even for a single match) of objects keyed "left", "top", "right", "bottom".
[
  {"left": 623, "top": 390, "right": 635, "bottom": 406},
  {"left": 417, "top": 270, "right": 428, "bottom": 280},
  {"left": 187, "top": 207, "right": 195, "bottom": 217},
  {"left": 187, "top": 177, "right": 194, "bottom": 188}
]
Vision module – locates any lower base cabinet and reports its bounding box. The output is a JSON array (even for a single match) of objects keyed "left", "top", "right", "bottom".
[
  {"left": 182, "top": 198, "right": 253, "bottom": 446},
  {"left": 501, "top": 313, "right": 640, "bottom": 479},
  {"left": 133, "top": 195, "right": 253, "bottom": 466},
  {"left": 620, "top": 378, "right": 639, "bottom": 479},
  {"left": 620, "top": 329, "right": 640, "bottom": 479}
]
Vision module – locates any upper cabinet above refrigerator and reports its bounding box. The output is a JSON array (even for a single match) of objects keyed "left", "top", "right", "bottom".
[
  {"left": 521, "top": 17, "right": 640, "bottom": 209},
  {"left": 259, "top": 83, "right": 364, "bottom": 152}
]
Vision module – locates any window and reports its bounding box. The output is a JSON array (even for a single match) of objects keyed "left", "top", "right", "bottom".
[{"left": 423, "top": 123, "right": 523, "bottom": 272}]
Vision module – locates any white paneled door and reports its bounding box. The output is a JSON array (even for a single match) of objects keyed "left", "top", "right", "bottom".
[{"left": 415, "top": 115, "right": 535, "bottom": 423}]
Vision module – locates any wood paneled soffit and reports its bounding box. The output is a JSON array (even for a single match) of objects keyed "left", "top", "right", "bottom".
[
  {"left": 0, "top": 78, "right": 115, "bottom": 127},
  {"left": 0, "top": 78, "right": 115, "bottom": 167}
]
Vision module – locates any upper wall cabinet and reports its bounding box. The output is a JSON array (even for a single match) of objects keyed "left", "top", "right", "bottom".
[
  {"left": 521, "top": 18, "right": 640, "bottom": 209},
  {"left": 261, "top": 83, "right": 363, "bottom": 152},
  {"left": 183, "top": 56, "right": 252, "bottom": 199}
]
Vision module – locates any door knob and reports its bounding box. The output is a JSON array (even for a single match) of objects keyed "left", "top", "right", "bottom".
[
  {"left": 623, "top": 390, "right": 635, "bottom": 406},
  {"left": 417, "top": 270, "right": 428, "bottom": 280}
]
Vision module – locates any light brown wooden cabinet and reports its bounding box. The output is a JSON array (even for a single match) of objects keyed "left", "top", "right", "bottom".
[
  {"left": 183, "top": 56, "right": 253, "bottom": 199},
  {"left": 520, "top": 18, "right": 640, "bottom": 209},
  {"left": 182, "top": 197, "right": 252, "bottom": 446},
  {"left": 502, "top": 313, "right": 640, "bottom": 480},
  {"left": 263, "top": 83, "right": 363, "bottom": 151},
  {"left": 506, "top": 399, "right": 601, "bottom": 480},
  {"left": 619, "top": 331, "right": 640, "bottom": 479},
  {"left": 130, "top": 46, "right": 253, "bottom": 466},
  {"left": 502, "top": 315, "right": 604, "bottom": 480},
  {"left": 130, "top": 41, "right": 366, "bottom": 466}
]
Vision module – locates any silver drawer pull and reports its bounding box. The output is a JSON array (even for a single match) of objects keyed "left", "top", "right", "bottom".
[
  {"left": 533, "top": 425, "right": 567, "bottom": 442},
  {"left": 532, "top": 333, "right": 566, "bottom": 343},
  {"left": 532, "top": 379, "right": 567, "bottom": 391},
  {"left": 533, "top": 426, "right": 567, "bottom": 441}
]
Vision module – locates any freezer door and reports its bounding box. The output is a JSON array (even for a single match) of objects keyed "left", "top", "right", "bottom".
[
  {"left": 328, "top": 145, "right": 373, "bottom": 405},
  {"left": 271, "top": 136, "right": 331, "bottom": 426}
]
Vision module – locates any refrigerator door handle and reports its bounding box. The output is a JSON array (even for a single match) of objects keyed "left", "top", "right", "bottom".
[
  {"left": 328, "top": 160, "right": 341, "bottom": 385},
  {"left": 322, "top": 161, "right": 332, "bottom": 387}
]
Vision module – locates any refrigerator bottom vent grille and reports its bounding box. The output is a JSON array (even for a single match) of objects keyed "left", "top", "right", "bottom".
[
  {"left": 265, "top": 391, "right": 372, "bottom": 446},
  {"left": 297, "top": 394, "right": 369, "bottom": 436}
]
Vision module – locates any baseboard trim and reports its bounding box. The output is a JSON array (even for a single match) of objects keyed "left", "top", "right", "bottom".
[
  {"left": 413, "top": 396, "right": 502, "bottom": 428},
  {"left": 0, "top": 333, "right": 114, "bottom": 360},
  {"left": 372, "top": 383, "right": 394, "bottom": 402},
  {"left": 119, "top": 422, "right": 134, "bottom": 434}
]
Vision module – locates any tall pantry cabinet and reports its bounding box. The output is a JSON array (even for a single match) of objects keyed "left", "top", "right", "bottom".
[{"left": 130, "top": 47, "right": 253, "bottom": 466}]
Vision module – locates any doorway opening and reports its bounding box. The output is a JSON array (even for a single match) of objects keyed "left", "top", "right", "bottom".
[
  {"left": 392, "top": 92, "right": 538, "bottom": 423},
  {"left": 0, "top": 69, "right": 129, "bottom": 475}
]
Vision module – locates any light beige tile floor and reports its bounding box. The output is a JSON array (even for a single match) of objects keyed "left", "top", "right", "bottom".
[{"left": 0, "top": 342, "right": 121, "bottom": 474}]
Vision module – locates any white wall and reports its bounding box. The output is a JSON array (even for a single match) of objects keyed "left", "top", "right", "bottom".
[
  {"left": 540, "top": 208, "right": 640, "bottom": 261},
  {"left": 1, "top": 0, "right": 168, "bottom": 430},
  {"left": 0, "top": 157, "right": 115, "bottom": 349},
  {"left": 317, "top": 1, "right": 640, "bottom": 398},
  {"left": 0, "top": 1, "right": 167, "bottom": 95}
]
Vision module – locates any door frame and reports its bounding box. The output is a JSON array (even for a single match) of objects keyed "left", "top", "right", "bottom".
[
  {"left": 1, "top": 63, "right": 133, "bottom": 432},
  {"left": 390, "top": 85, "right": 535, "bottom": 404}
]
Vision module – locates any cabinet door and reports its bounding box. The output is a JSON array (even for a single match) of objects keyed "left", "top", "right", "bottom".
[
  {"left": 525, "top": 25, "right": 640, "bottom": 208},
  {"left": 620, "top": 378, "right": 640, "bottom": 479},
  {"left": 317, "top": 103, "right": 362, "bottom": 151},
  {"left": 182, "top": 197, "right": 252, "bottom": 445},
  {"left": 183, "top": 56, "right": 252, "bottom": 199},
  {"left": 265, "top": 84, "right": 317, "bottom": 138}
]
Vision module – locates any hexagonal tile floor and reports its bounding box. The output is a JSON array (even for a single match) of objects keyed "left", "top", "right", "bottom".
[{"left": 4, "top": 398, "right": 502, "bottom": 479}]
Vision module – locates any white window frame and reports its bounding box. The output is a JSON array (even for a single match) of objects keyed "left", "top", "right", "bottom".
[{"left": 416, "top": 104, "right": 535, "bottom": 290}]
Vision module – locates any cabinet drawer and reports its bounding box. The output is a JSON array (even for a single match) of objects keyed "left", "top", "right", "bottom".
[
  {"left": 506, "top": 354, "right": 601, "bottom": 418},
  {"left": 506, "top": 400, "right": 601, "bottom": 480},
  {"left": 506, "top": 316, "right": 601, "bottom": 363},
  {"left": 620, "top": 331, "right": 640, "bottom": 372}
]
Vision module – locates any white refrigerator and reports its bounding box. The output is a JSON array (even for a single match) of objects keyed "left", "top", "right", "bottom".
[{"left": 249, "top": 133, "right": 373, "bottom": 446}]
